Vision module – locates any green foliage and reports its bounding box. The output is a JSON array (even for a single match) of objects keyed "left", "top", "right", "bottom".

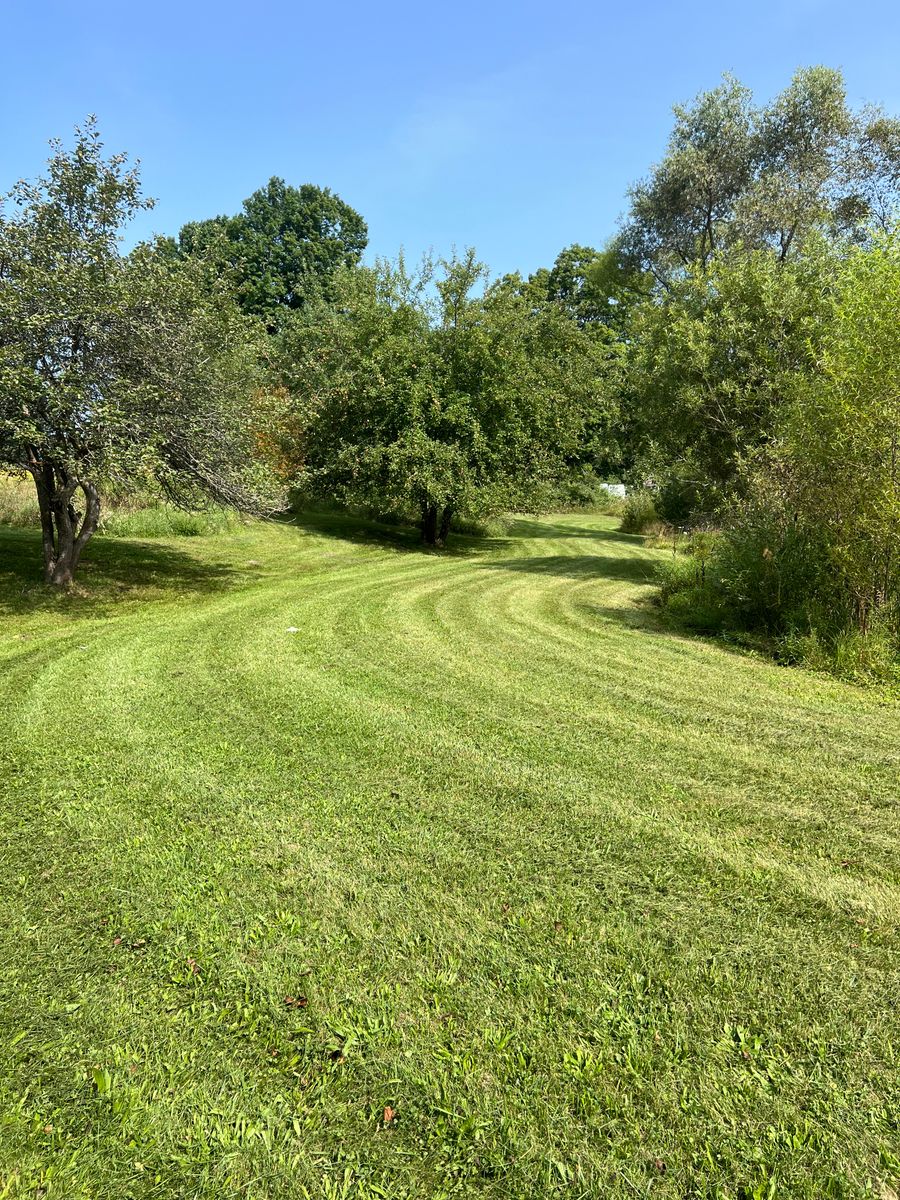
[
  {"left": 624, "top": 242, "right": 834, "bottom": 507},
  {"left": 619, "top": 489, "right": 660, "bottom": 534},
  {"left": 274, "top": 252, "right": 613, "bottom": 543},
  {"left": 520, "top": 241, "right": 651, "bottom": 340},
  {"left": 179, "top": 177, "right": 367, "bottom": 326},
  {"left": 621, "top": 66, "right": 898, "bottom": 282},
  {"left": 0, "top": 119, "right": 277, "bottom": 584},
  {"left": 776, "top": 234, "right": 900, "bottom": 635},
  {"left": 654, "top": 232, "right": 900, "bottom": 682}
]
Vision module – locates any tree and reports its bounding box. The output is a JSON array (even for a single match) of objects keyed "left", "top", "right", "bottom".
[
  {"left": 179, "top": 178, "right": 367, "bottom": 327},
  {"left": 771, "top": 234, "right": 900, "bottom": 634},
  {"left": 274, "top": 252, "right": 611, "bottom": 545},
  {"left": 547, "top": 240, "right": 652, "bottom": 334},
  {"left": 546, "top": 244, "right": 607, "bottom": 324},
  {"left": 621, "top": 242, "right": 834, "bottom": 518},
  {"left": 622, "top": 73, "right": 756, "bottom": 281},
  {"left": 621, "top": 67, "right": 900, "bottom": 283},
  {"left": 679, "top": 234, "right": 900, "bottom": 661},
  {"left": 0, "top": 120, "right": 276, "bottom": 586}
]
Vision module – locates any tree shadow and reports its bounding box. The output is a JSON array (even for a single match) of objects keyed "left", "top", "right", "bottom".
[
  {"left": 279, "top": 510, "right": 510, "bottom": 558},
  {"left": 0, "top": 526, "right": 242, "bottom": 618},
  {"left": 504, "top": 517, "right": 645, "bottom": 546},
  {"left": 480, "top": 553, "right": 658, "bottom": 584}
]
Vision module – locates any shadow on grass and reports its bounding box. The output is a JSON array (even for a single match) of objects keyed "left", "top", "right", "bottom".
[
  {"left": 504, "top": 517, "right": 645, "bottom": 546},
  {"left": 0, "top": 526, "right": 241, "bottom": 618},
  {"left": 280, "top": 509, "right": 510, "bottom": 558},
  {"left": 480, "top": 553, "right": 657, "bottom": 585}
]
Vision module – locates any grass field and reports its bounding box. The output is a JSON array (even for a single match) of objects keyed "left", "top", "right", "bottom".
[{"left": 0, "top": 511, "right": 898, "bottom": 1199}]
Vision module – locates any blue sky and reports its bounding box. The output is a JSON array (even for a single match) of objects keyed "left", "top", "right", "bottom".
[{"left": 3, "top": 0, "right": 900, "bottom": 278}]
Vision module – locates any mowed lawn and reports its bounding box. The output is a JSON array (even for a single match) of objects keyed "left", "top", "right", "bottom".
[{"left": 0, "top": 512, "right": 897, "bottom": 1200}]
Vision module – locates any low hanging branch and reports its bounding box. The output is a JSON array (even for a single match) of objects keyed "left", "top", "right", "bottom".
[{"left": 1, "top": 119, "right": 280, "bottom": 586}]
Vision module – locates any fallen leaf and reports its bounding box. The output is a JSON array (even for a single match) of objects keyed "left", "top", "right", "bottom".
[{"left": 383, "top": 1105, "right": 395, "bottom": 1124}]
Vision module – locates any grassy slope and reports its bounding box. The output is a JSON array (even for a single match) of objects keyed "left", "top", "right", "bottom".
[{"left": 0, "top": 513, "right": 897, "bottom": 1200}]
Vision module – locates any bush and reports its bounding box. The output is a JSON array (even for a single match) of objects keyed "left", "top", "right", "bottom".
[
  {"left": 655, "top": 497, "right": 900, "bottom": 681},
  {"left": 620, "top": 490, "right": 660, "bottom": 534}
]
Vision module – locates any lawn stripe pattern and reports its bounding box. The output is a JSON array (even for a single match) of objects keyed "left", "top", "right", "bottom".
[{"left": 0, "top": 513, "right": 898, "bottom": 1198}]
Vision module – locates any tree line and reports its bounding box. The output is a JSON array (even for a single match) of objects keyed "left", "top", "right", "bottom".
[{"left": 2, "top": 68, "right": 900, "bottom": 676}]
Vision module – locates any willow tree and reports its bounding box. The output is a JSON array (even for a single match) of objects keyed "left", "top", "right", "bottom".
[
  {"left": 0, "top": 120, "right": 276, "bottom": 585},
  {"left": 621, "top": 67, "right": 900, "bottom": 283}
]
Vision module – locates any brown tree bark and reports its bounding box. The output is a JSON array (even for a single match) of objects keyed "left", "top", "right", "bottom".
[
  {"left": 28, "top": 458, "right": 101, "bottom": 586},
  {"left": 420, "top": 503, "right": 453, "bottom": 547}
]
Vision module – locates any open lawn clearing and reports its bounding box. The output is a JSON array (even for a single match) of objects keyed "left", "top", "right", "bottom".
[{"left": 1, "top": 513, "right": 897, "bottom": 1198}]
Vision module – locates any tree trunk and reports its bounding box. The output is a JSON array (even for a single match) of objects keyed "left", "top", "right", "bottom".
[
  {"left": 437, "top": 505, "right": 452, "bottom": 546},
  {"left": 28, "top": 460, "right": 101, "bottom": 586},
  {"left": 421, "top": 504, "right": 453, "bottom": 548},
  {"left": 421, "top": 503, "right": 438, "bottom": 546}
]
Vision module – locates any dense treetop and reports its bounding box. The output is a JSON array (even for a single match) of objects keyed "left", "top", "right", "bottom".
[{"left": 178, "top": 177, "right": 368, "bottom": 326}]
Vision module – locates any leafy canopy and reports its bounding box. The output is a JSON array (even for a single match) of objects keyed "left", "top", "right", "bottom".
[
  {"left": 621, "top": 242, "right": 835, "bottom": 518},
  {"left": 179, "top": 177, "right": 367, "bottom": 326},
  {"left": 273, "top": 252, "right": 613, "bottom": 542},
  {"left": 0, "top": 118, "right": 277, "bottom": 583},
  {"left": 621, "top": 67, "right": 900, "bottom": 282}
]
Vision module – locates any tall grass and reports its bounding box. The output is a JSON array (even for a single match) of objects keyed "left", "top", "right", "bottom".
[
  {"left": 654, "top": 507, "right": 900, "bottom": 684},
  {"left": 0, "top": 474, "right": 247, "bottom": 539},
  {"left": 0, "top": 474, "right": 40, "bottom": 526}
]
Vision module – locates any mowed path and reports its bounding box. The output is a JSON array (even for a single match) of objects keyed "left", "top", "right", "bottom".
[{"left": 0, "top": 513, "right": 897, "bottom": 1199}]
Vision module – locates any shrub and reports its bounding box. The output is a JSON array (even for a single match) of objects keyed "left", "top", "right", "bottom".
[{"left": 619, "top": 490, "right": 660, "bottom": 534}]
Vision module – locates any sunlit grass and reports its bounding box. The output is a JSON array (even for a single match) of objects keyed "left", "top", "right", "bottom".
[{"left": 0, "top": 512, "right": 897, "bottom": 1198}]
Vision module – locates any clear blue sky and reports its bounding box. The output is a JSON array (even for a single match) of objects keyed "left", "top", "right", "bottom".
[{"left": 3, "top": 0, "right": 900, "bottom": 278}]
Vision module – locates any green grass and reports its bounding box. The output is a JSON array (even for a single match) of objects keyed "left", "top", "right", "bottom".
[
  {"left": 0, "top": 512, "right": 898, "bottom": 1199},
  {"left": 0, "top": 473, "right": 248, "bottom": 539}
]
